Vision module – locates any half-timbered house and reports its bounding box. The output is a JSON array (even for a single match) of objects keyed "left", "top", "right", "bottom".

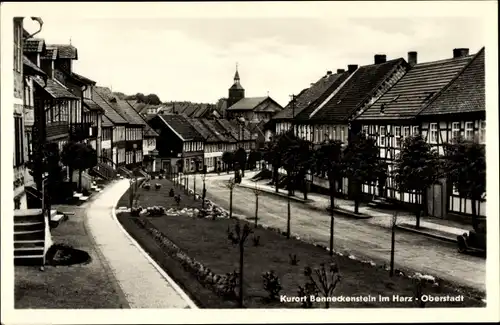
[
  {"left": 354, "top": 49, "right": 476, "bottom": 216},
  {"left": 294, "top": 55, "right": 409, "bottom": 195},
  {"left": 418, "top": 47, "right": 486, "bottom": 218}
]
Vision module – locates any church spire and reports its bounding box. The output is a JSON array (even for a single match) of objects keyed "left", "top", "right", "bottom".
[{"left": 234, "top": 62, "right": 240, "bottom": 82}]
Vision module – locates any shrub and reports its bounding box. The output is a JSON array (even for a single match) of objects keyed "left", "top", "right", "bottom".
[
  {"left": 289, "top": 253, "right": 299, "bottom": 266},
  {"left": 82, "top": 189, "right": 91, "bottom": 196},
  {"left": 147, "top": 205, "right": 166, "bottom": 216},
  {"left": 217, "top": 271, "right": 238, "bottom": 299},
  {"left": 155, "top": 183, "right": 162, "bottom": 190},
  {"left": 297, "top": 282, "right": 318, "bottom": 308},
  {"left": 130, "top": 206, "right": 142, "bottom": 217},
  {"left": 262, "top": 270, "right": 282, "bottom": 301},
  {"left": 143, "top": 183, "right": 151, "bottom": 190},
  {"left": 252, "top": 235, "right": 261, "bottom": 246},
  {"left": 174, "top": 194, "right": 181, "bottom": 206}
]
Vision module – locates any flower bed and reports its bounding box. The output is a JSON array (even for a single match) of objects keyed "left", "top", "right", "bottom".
[{"left": 132, "top": 215, "right": 239, "bottom": 300}]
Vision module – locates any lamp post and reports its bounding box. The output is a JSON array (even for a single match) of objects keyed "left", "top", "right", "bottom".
[
  {"left": 225, "top": 177, "right": 237, "bottom": 219},
  {"left": 202, "top": 168, "right": 207, "bottom": 209},
  {"left": 252, "top": 182, "right": 261, "bottom": 228}
]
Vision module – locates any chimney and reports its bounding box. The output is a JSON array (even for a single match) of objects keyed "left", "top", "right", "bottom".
[
  {"left": 337, "top": 69, "right": 345, "bottom": 73},
  {"left": 348, "top": 64, "right": 358, "bottom": 73},
  {"left": 408, "top": 51, "right": 418, "bottom": 67},
  {"left": 453, "top": 48, "right": 470, "bottom": 58},
  {"left": 374, "top": 54, "right": 387, "bottom": 64},
  {"left": 326, "top": 70, "right": 332, "bottom": 75}
]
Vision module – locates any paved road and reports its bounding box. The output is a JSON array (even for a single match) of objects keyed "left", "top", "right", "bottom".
[
  {"left": 86, "top": 179, "right": 196, "bottom": 308},
  {"left": 188, "top": 173, "right": 485, "bottom": 292}
]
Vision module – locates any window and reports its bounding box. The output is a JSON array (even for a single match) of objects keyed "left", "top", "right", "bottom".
[
  {"left": 362, "top": 125, "right": 369, "bottom": 134},
  {"left": 13, "top": 22, "right": 22, "bottom": 72},
  {"left": 380, "top": 126, "right": 386, "bottom": 146},
  {"left": 479, "top": 120, "right": 486, "bottom": 143},
  {"left": 394, "top": 126, "right": 402, "bottom": 147},
  {"left": 412, "top": 126, "right": 419, "bottom": 135},
  {"left": 429, "top": 123, "right": 437, "bottom": 143},
  {"left": 451, "top": 122, "right": 460, "bottom": 140},
  {"left": 403, "top": 126, "right": 410, "bottom": 139},
  {"left": 14, "top": 115, "right": 24, "bottom": 166},
  {"left": 465, "top": 121, "right": 474, "bottom": 141}
]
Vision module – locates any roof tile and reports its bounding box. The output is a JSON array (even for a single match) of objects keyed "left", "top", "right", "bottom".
[
  {"left": 227, "top": 97, "right": 268, "bottom": 111},
  {"left": 92, "top": 88, "right": 128, "bottom": 124},
  {"left": 357, "top": 55, "right": 474, "bottom": 120},
  {"left": 47, "top": 44, "right": 78, "bottom": 59},
  {"left": 156, "top": 115, "right": 204, "bottom": 141},
  {"left": 33, "top": 77, "right": 78, "bottom": 99},
  {"left": 298, "top": 58, "right": 406, "bottom": 122},
  {"left": 23, "top": 38, "right": 45, "bottom": 53},
  {"left": 274, "top": 72, "right": 349, "bottom": 120},
  {"left": 419, "top": 48, "right": 485, "bottom": 116}
]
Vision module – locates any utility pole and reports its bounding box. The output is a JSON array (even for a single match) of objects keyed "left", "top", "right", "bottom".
[{"left": 290, "top": 94, "right": 296, "bottom": 135}]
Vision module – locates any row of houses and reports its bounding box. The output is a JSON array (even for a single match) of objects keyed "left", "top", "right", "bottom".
[
  {"left": 270, "top": 48, "right": 486, "bottom": 219},
  {"left": 13, "top": 17, "right": 159, "bottom": 211},
  {"left": 148, "top": 114, "right": 257, "bottom": 174}
]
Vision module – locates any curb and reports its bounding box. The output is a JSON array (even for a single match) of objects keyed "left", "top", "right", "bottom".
[
  {"left": 238, "top": 183, "right": 312, "bottom": 204},
  {"left": 110, "top": 182, "right": 199, "bottom": 309},
  {"left": 238, "top": 183, "right": 372, "bottom": 219},
  {"left": 397, "top": 224, "right": 457, "bottom": 243}
]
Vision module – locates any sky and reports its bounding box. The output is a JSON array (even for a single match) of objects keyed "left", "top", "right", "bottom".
[{"left": 19, "top": 3, "right": 487, "bottom": 107}]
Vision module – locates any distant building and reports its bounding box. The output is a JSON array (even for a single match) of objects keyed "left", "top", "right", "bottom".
[{"left": 224, "top": 67, "right": 283, "bottom": 122}]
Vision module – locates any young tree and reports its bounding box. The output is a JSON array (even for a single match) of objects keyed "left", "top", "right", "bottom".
[
  {"left": 394, "top": 135, "right": 441, "bottom": 228},
  {"left": 314, "top": 139, "right": 343, "bottom": 255},
  {"left": 234, "top": 147, "right": 248, "bottom": 177},
  {"left": 443, "top": 137, "right": 486, "bottom": 230},
  {"left": 227, "top": 221, "right": 253, "bottom": 308},
  {"left": 222, "top": 151, "right": 234, "bottom": 174},
  {"left": 61, "top": 141, "right": 98, "bottom": 191},
  {"left": 342, "top": 133, "right": 379, "bottom": 214},
  {"left": 301, "top": 263, "right": 341, "bottom": 309}
]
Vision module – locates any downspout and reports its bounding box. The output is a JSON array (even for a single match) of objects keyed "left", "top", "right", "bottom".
[{"left": 82, "top": 84, "right": 89, "bottom": 143}]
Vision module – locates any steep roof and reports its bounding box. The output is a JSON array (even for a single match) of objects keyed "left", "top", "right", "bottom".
[
  {"left": 83, "top": 99, "right": 103, "bottom": 112},
  {"left": 357, "top": 55, "right": 474, "bottom": 121},
  {"left": 23, "top": 56, "right": 46, "bottom": 76},
  {"left": 41, "top": 48, "right": 58, "bottom": 60},
  {"left": 47, "top": 44, "right": 78, "bottom": 60},
  {"left": 186, "top": 118, "right": 217, "bottom": 141},
  {"left": 23, "top": 38, "right": 45, "bottom": 53},
  {"left": 121, "top": 101, "right": 159, "bottom": 137},
  {"left": 33, "top": 77, "right": 78, "bottom": 99},
  {"left": 297, "top": 59, "right": 406, "bottom": 122},
  {"left": 216, "top": 119, "right": 254, "bottom": 141},
  {"left": 227, "top": 96, "right": 268, "bottom": 111},
  {"left": 156, "top": 115, "right": 204, "bottom": 141},
  {"left": 200, "top": 119, "right": 236, "bottom": 143},
  {"left": 92, "top": 88, "right": 128, "bottom": 124},
  {"left": 274, "top": 72, "right": 349, "bottom": 120},
  {"left": 419, "top": 48, "right": 485, "bottom": 116},
  {"left": 102, "top": 114, "right": 114, "bottom": 128},
  {"left": 71, "top": 72, "right": 96, "bottom": 85}
]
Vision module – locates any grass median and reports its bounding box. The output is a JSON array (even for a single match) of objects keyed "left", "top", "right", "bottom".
[{"left": 116, "top": 177, "right": 485, "bottom": 308}]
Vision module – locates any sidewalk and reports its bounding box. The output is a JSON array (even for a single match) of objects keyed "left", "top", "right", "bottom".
[
  {"left": 15, "top": 198, "right": 129, "bottom": 308},
  {"left": 238, "top": 176, "right": 470, "bottom": 243},
  {"left": 85, "top": 179, "right": 197, "bottom": 308}
]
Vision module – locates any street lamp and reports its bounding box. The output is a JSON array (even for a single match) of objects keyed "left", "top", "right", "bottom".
[
  {"left": 202, "top": 167, "right": 207, "bottom": 209},
  {"left": 252, "top": 182, "right": 261, "bottom": 228}
]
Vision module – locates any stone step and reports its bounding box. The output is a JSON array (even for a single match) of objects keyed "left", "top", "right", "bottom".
[
  {"left": 73, "top": 192, "right": 83, "bottom": 198},
  {"left": 14, "top": 254, "right": 45, "bottom": 266},
  {"left": 14, "top": 209, "right": 44, "bottom": 223},
  {"left": 14, "top": 229, "right": 45, "bottom": 242},
  {"left": 14, "top": 221, "right": 45, "bottom": 232},
  {"left": 14, "top": 239, "right": 45, "bottom": 249},
  {"left": 14, "top": 246, "right": 45, "bottom": 257},
  {"left": 79, "top": 196, "right": 89, "bottom": 201}
]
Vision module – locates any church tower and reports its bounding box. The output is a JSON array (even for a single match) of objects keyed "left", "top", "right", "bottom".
[{"left": 227, "top": 63, "right": 245, "bottom": 108}]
